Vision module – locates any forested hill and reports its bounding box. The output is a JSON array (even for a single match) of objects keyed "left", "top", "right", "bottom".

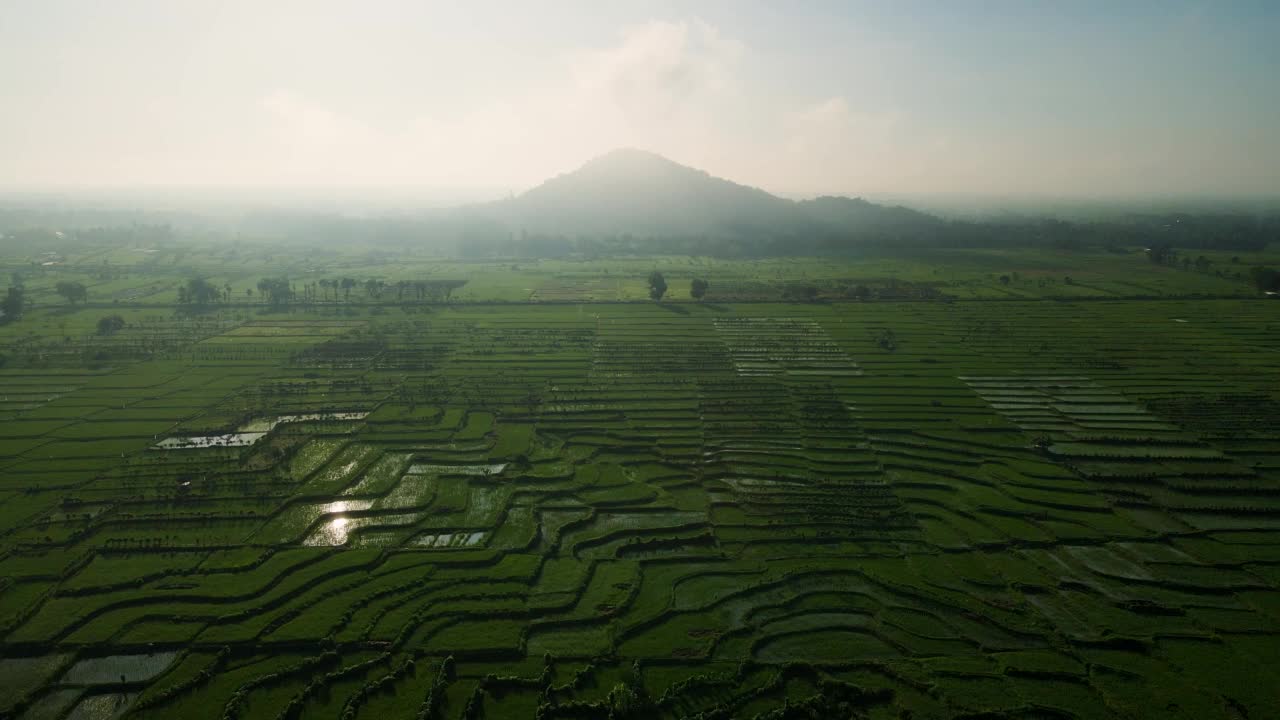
[
  {"left": 489, "top": 148, "right": 793, "bottom": 236},
  {"left": 463, "top": 148, "right": 944, "bottom": 241},
  {"left": 450, "top": 150, "right": 1275, "bottom": 253}
]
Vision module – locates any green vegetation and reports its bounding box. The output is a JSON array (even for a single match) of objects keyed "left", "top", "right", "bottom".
[
  {"left": 0, "top": 235, "right": 1279, "bottom": 719},
  {"left": 647, "top": 271, "right": 667, "bottom": 301},
  {"left": 690, "top": 278, "right": 708, "bottom": 301}
]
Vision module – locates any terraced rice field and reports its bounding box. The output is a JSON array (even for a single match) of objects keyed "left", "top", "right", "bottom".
[{"left": 2, "top": 296, "right": 1280, "bottom": 719}]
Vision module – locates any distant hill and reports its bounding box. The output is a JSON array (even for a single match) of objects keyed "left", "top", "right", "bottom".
[
  {"left": 10, "top": 149, "right": 1269, "bottom": 255},
  {"left": 795, "top": 195, "right": 943, "bottom": 239},
  {"left": 463, "top": 148, "right": 943, "bottom": 240}
]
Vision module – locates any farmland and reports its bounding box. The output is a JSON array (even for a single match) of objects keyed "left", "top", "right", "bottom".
[{"left": 2, "top": 243, "right": 1280, "bottom": 719}]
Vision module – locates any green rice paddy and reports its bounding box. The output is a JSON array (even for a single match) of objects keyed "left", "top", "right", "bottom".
[{"left": 1, "top": 244, "right": 1279, "bottom": 718}]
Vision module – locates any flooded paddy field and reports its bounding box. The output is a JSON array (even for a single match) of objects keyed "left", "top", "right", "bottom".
[{"left": 2, "top": 249, "right": 1280, "bottom": 718}]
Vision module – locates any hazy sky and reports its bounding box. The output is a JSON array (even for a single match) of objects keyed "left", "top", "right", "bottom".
[{"left": 2, "top": 1, "right": 1278, "bottom": 198}]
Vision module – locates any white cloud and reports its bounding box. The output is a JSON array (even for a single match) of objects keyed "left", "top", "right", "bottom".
[
  {"left": 569, "top": 19, "right": 743, "bottom": 121},
  {"left": 251, "top": 19, "right": 749, "bottom": 189},
  {"left": 243, "top": 20, "right": 1025, "bottom": 197}
]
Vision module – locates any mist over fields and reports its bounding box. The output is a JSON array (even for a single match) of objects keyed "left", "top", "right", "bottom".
[
  {"left": 4, "top": 148, "right": 1278, "bottom": 258},
  {"left": 3, "top": 4, "right": 1280, "bottom": 720}
]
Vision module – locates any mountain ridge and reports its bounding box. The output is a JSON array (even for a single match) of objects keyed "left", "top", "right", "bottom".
[{"left": 465, "top": 148, "right": 942, "bottom": 239}]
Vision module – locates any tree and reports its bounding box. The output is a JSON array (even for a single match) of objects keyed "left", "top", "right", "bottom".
[
  {"left": 55, "top": 281, "right": 88, "bottom": 304},
  {"left": 876, "top": 328, "right": 898, "bottom": 352},
  {"left": 340, "top": 277, "right": 356, "bottom": 300},
  {"left": 647, "top": 271, "right": 667, "bottom": 301},
  {"left": 998, "top": 275, "right": 1011, "bottom": 286},
  {"left": 183, "top": 277, "right": 219, "bottom": 305},
  {"left": 690, "top": 277, "right": 708, "bottom": 301},
  {"left": 256, "top": 277, "right": 293, "bottom": 307},
  {"left": 1, "top": 286, "right": 24, "bottom": 323},
  {"left": 97, "top": 315, "right": 126, "bottom": 335},
  {"left": 1250, "top": 266, "right": 1280, "bottom": 292}
]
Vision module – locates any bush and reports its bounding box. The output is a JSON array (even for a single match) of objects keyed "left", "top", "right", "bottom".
[
  {"left": 1250, "top": 266, "right": 1280, "bottom": 292},
  {"left": 97, "top": 315, "right": 126, "bottom": 335}
]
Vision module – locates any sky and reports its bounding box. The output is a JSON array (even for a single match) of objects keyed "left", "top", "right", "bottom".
[{"left": 2, "top": 0, "right": 1278, "bottom": 200}]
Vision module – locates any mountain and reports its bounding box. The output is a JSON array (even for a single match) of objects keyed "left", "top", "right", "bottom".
[
  {"left": 796, "top": 195, "right": 943, "bottom": 238},
  {"left": 464, "top": 148, "right": 943, "bottom": 240}
]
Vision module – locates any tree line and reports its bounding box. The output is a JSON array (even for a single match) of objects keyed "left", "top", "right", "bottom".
[
  {"left": 646, "top": 272, "right": 709, "bottom": 301},
  {"left": 1148, "top": 242, "right": 1280, "bottom": 292},
  {"left": 178, "top": 276, "right": 468, "bottom": 307}
]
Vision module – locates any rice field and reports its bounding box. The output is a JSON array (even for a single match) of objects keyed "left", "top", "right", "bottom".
[{"left": 1, "top": 247, "right": 1280, "bottom": 719}]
